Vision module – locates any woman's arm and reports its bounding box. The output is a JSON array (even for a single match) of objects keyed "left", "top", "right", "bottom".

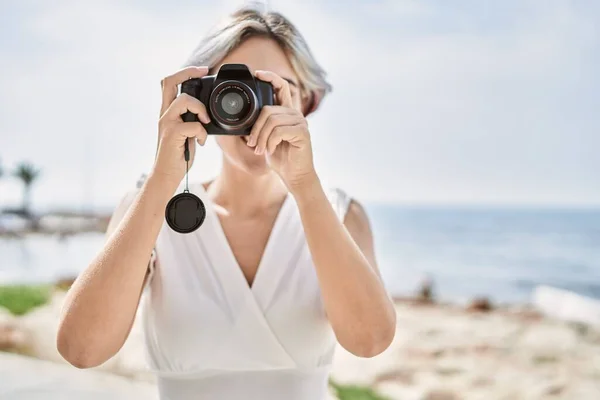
[
  {"left": 294, "top": 175, "right": 396, "bottom": 358},
  {"left": 247, "top": 70, "right": 396, "bottom": 357},
  {"left": 56, "top": 172, "right": 179, "bottom": 368},
  {"left": 56, "top": 65, "right": 211, "bottom": 369}
]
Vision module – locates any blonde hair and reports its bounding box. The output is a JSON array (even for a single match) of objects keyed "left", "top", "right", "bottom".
[{"left": 183, "top": 4, "right": 331, "bottom": 115}]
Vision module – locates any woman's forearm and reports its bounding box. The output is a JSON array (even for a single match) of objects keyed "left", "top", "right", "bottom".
[
  {"left": 293, "top": 176, "right": 396, "bottom": 357},
  {"left": 57, "top": 171, "right": 179, "bottom": 368}
]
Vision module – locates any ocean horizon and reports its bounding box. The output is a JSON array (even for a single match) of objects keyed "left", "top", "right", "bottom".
[{"left": 1, "top": 204, "right": 599, "bottom": 305}]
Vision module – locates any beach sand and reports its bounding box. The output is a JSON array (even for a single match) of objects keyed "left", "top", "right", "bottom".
[
  {"left": 332, "top": 300, "right": 600, "bottom": 399},
  {"left": 1, "top": 291, "right": 600, "bottom": 399}
]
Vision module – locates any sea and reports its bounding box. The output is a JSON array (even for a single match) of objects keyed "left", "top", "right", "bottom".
[{"left": 1, "top": 205, "right": 599, "bottom": 305}]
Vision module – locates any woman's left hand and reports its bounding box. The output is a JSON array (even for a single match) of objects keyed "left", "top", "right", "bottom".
[{"left": 246, "top": 70, "right": 317, "bottom": 193}]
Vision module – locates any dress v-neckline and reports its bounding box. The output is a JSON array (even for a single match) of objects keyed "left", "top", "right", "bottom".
[
  {"left": 185, "top": 182, "right": 299, "bottom": 368},
  {"left": 193, "top": 182, "right": 293, "bottom": 294}
]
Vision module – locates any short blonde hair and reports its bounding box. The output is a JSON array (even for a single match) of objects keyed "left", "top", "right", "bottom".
[{"left": 183, "top": 4, "right": 331, "bottom": 115}]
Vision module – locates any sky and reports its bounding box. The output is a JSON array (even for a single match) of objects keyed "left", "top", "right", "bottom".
[{"left": 0, "top": 0, "right": 599, "bottom": 212}]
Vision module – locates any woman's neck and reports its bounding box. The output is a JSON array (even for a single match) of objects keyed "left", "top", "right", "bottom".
[{"left": 205, "top": 160, "right": 288, "bottom": 217}]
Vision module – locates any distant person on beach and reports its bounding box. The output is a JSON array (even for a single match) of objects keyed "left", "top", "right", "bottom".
[{"left": 56, "top": 5, "right": 396, "bottom": 400}]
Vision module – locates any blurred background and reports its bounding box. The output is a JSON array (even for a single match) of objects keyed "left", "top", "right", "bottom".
[{"left": 1, "top": 0, "right": 599, "bottom": 399}]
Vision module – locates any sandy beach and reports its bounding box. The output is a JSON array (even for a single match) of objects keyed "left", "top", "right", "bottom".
[
  {"left": 1, "top": 289, "right": 599, "bottom": 400},
  {"left": 333, "top": 301, "right": 600, "bottom": 399}
]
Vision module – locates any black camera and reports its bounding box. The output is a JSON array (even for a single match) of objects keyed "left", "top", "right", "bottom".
[{"left": 180, "top": 64, "right": 274, "bottom": 135}]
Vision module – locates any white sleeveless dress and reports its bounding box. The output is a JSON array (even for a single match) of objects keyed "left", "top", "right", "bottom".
[{"left": 136, "top": 182, "right": 352, "bottom": 400}]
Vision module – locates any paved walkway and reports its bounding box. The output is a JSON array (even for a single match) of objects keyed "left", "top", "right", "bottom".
[{"left": 0, "top": 352, "right": 158, "bottom": 400}]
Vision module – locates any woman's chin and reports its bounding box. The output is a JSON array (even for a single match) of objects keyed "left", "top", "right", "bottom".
[
  {"left": 218, "top": 135, "right": 272, "bottom": 175},
  {"left": 235, "top": 138, "right": 270, "bottom": 174}
]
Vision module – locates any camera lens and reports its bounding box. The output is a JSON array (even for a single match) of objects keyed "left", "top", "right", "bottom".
[
  {"left": 213, "top": 86, "right": 251, "bottom": 122},
  {"left": 209, "top": 80, "right": 259, "bottom": 133},
  {"left": 221, "top": 92, "right": 244, "bottom": 116}
]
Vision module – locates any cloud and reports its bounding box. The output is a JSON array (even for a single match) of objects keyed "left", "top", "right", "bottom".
[
  {"left": 278, "top": 0, "right": 600, "bottom": 205},
  {"left": 0, "top": 0, "right": 226, "bottom": 210},
  {"left": 0, "top": 0, "right": 599, "bottom": 210}
]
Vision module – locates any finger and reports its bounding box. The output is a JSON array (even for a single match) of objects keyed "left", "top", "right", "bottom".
[
  {"left": 176, "top": 122, "right": 208, "bottom": 145},
  {"left": 163, "top": 93, "right": 210, "bottom": 124},
  {"left": 247, "top": 105, "right": 293, "bottom": 147},
  {"left": 266, "top": 124, "right": 304, "bottom": 155},
  {"left": 160, "top": 66, "right": 209, "bottom": 116},
  {"left": 255, "top": 114, "right": 302, "bottom": 155},
  {"left": 290, "top": 85, "right": 302, "bottom": 112},
  {"left": 255, "top": 70, "right": 293, "bottom": 108}
]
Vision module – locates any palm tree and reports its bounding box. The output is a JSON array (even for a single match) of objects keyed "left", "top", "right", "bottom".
[{"left": 13, "top": 162, "right": 40, "bottom": 216}]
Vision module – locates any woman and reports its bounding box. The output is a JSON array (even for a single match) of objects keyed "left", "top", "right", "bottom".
[{"left": 56, "top": 6, "right": 396, "bottom": 399}]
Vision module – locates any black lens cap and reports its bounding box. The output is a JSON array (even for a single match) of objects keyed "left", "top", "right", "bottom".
[{"left": 165, "top": 192, "right": 206, "bottom": 234}]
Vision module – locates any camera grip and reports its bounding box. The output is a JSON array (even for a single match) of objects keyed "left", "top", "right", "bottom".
[
  {"left": 257, "top": 81, "right": 275, "bottom": 107},
  {"left": 180, "top": 78, "right": 205, "bottom": 123}
]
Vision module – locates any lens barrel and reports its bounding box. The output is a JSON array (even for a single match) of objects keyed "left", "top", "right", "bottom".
[{"left": 209, "top": 80, "right": 259, "bottom": 132}]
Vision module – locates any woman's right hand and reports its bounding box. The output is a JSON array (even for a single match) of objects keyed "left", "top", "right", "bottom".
[{"left": 153, "top": 66, "right": 212, "bottom": 183}]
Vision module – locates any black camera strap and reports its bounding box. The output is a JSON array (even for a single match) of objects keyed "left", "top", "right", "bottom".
[
  {"left": 183, "top": 138, "right": 190, "bottom": 193},
  {"left": 164, "top": 138, "right": 206, "bottom": 233}
]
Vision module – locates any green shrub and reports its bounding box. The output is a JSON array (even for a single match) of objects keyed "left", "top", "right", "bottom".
[
  {"left": 0, "top": 285, "right": 52, "bottom": 316},
  {"left": 330, "top": 379, "right": 390, "bottom": 400}
]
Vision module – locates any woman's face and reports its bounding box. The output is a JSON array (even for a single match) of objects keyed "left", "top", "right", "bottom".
[{"left": 211, "top": 36, "right": 302, "bottom": 176}]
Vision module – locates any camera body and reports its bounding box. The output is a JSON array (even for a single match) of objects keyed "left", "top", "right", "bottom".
[{"left": 180, "top": 64, "right": 274, "bottom": 135}]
